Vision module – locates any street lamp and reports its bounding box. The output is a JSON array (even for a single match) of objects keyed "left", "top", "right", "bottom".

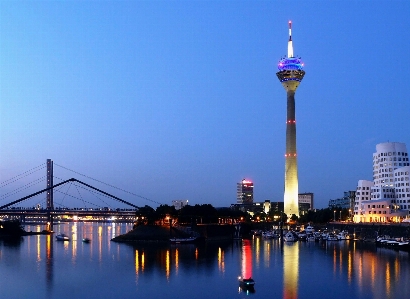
[
  {"left": 333, "top": 210, "right": 336, "bottom": 222},
  {"left": 339, "top": 210, "right": 342, "bottom": 221}
]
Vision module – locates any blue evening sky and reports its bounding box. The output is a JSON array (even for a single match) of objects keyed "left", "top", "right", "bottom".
[{"left": 1, "top": 0, "right": 410, "bottom": 209}]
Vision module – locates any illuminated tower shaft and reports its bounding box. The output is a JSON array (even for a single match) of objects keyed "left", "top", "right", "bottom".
[
  {"left": 276, "top": 21, "right": 305, "bottom": 218},
  {"left": 284, "top": 85, "right": 299, "bottom": 217}
]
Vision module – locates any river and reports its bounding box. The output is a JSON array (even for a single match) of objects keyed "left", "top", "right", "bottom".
[{"left": 0, "top": 222, "right": 409, "bottom": 299}]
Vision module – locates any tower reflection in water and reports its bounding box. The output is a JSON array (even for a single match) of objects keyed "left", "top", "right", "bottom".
[
  {"left": 238, "top": 239, "right": 255, "bottom": 293},
  {"left": 283, "top": 242, "right": 299, "bottom": 299}
]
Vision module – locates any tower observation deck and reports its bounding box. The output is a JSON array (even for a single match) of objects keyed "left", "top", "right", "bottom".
[{"left": 276, "top": 21, "right": 305, "bottom": 218}]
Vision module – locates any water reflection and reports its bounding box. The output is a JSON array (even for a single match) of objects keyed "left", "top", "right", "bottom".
[
  {"left": 131, "top": 240, "right": 232, "bottom": 281},
  {"left": 2, "top": 224, "right": 410, "bottom": 299},
  {"left": 45, "top": 234, "right": 53, "bottom": 284},
  {"left": 283, "top": 242, "right": 299, "bottom": 299},
  {"left": 241, "top": 239, "right": 253, "bottom": 280},
  {"left": 317, "top": 240, "right": 409, "bottom": 299},
  {"left": 238, "top": 239, "right": 255, "bottom": 293}
]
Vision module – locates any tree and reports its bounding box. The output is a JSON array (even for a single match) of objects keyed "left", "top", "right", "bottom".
[
  {"left": 156, "top": 204, "right": 177, "bottom": 217},
  {"left": 135, "top": 205, "right": 157, "bottom": 225},
  {"left": 178, "top": 204, "right": 218, "bottom": 224},
  {"left": 0, "top": 220, "right": 25, "bottom": 236}
]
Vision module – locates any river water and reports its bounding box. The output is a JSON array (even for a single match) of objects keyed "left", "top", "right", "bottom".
[{"left": 1, "top": 222, "right": 409, "bottom": 299}]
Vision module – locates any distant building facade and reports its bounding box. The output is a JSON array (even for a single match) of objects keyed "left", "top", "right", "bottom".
[
  {"left": 236, "top": 179, "right": 254, "bottom": 205},
  {"left": 230, "top": 200, "right": 283, "bottom": 216},
  {"left": 298, "top": 193, "right": 313, "bottom": 215},
  {"left": 172, "top": 200, "right": 188, "bottom": 210},
  {"left": 354, "top": 142, "right": 410, "bottom": 223},
  {"left": 329, "top": 191, "right": 356, "bottom": 211}
]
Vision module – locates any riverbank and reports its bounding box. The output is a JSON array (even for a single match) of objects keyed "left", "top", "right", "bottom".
[
  {"left": 109, "top": 221, "right": 410, "bottom": 243},
  {"left": 111, "top": 225, "right": 171, "bottom": 243},
  {"left": 112, "top": 223, "right": 235, "bottom": 243}
]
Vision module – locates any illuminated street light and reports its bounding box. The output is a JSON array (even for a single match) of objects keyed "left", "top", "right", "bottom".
[{"left": 333, "top": 210, "right": 336, "bottom": 222}]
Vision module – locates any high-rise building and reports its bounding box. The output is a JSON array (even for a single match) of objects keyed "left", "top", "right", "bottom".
[
  {"left": 276, "top": 21, "right": 305, "bottom": 217},
  {"left": 354, "top": 142, "right": 410, "bottom": 223},
  {"left": 237, "top": 179, "right": 254, "bottom": 205}
]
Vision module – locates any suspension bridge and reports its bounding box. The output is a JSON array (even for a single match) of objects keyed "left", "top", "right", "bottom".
[{"left": 0, "top": 159, "right": 160, "bottom": 225}]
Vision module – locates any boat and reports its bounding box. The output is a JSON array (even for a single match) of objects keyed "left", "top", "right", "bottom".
[
  {"left": 56, "top": 234, "right": 69, "bottom": 241},
  {"left": 307, "top": 234, "right": 315, "bottom": 242},
  {"left": 305, "top": 224, "right": 315, "bottom": 234},
  {"left": 283, "top": 231, "right": 297, "bottom": 242},
  {"left": 376, "top": 236, "right": 410, "bottom": 251},
  {"left": 238, "top": 277, "right": 255, "bottom": 292},
  {"left": 82, "top": 238, "right": 91, "bottom": 243},
  {"left": 337, "top": 230, "right": 349, "bottom": 240},
  {"left": 313, "top": 232, "right": 322, "bottom": 241},
  {"left": 170, "top": 236, "right": 197, "bottom": 244},
  {"left": 326, "top": 233, "right": 338, "bottom": 241},
  {"left": 297, "top": 231, "right": 307, "bottom": 241},
  {"left": 262, "top": 231, "right": 279, "bottom": 239}
]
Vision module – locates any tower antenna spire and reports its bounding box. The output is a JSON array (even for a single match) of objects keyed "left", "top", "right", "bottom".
[{"left": 288, "top": 20, "right": 293, "bottom": 58}]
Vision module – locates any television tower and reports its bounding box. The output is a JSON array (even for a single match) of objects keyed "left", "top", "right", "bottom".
[{"left": 276, "top": 21, "right": 305, "bottom": 218}]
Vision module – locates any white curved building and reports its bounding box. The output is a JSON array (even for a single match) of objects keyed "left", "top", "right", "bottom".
[
  {"left": 354, "top": 180, "right": 373, "bottom": 222},
  {"left": 394, "top": 166, "right": 410, "bottom": 210},
  {"left": 354, "top": 142, "right": 410, "bottom": 223}
]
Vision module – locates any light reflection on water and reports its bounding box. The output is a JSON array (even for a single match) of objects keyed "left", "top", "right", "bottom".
[
  {"left": 283, "top": 242, "right": 299, "bottom": 299},
  {"left": 0, "top": 223, "right": 410, "bottom": 299}
]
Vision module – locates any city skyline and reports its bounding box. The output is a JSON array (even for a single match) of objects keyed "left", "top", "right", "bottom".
[{"left": 1, "top": 1, "right": 410, "bottom": 209}]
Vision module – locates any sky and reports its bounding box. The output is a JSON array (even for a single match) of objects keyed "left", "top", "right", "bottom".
[{"left": 1, "top": 0, "right": 410, "bottom": 209}]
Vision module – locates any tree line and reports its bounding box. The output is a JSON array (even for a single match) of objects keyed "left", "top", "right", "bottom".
[{"left": 134, "top": 204, "right": 351, "bottom": 225}]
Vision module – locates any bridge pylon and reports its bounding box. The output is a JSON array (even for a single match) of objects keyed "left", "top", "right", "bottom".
[{"left": 46, "top": 159, "right": 54, "bottom": 231}]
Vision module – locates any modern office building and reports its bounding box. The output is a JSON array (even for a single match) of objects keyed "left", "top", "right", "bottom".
[
  {"left": 276, "top": 21, "right": 305, "bottom": 218},
  {"left": 298, "top": 193, "right": 313, "bottom": 214},
  {"left": 353, "top": 142, "right": 410, "bottom": 223},
  {"left": 236, "top": 179, "right": 254, "bottom": 205}
]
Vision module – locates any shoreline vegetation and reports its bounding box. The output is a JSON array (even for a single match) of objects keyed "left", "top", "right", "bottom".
[{"left": 0, "top": 220, "right": 51, "bottom": 238}]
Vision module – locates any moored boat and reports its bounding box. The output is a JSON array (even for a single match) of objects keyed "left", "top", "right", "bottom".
[
  {"left": 307, "top": 234, "right": 315, "bottom": 242},
  {"left": 262, "top": 230, "right": 279, "bottom": 239},
  {"left": 56, "top": 234, "right": 69, "bottom": 241},
  {"left": 238, "top": 277, "right": 255, "bottom": 292},
  {"left": 376, "top": 236, "right": 410, "bottom": 251},
  {"left": 170, "top": 236, "right": 197, "bottom": 244},
  {"left": 283, "top": 231, "right": 298, "bottom": 242},
  {"left": 305, "top": 224, "right": 315, "bottom": 234},
  {"left": 326, "top": 233, "right": 338, "bottom": 241},
  {"left": 337, "top": 230, "right": 349, "bottom": 240},
  {"left": 297, "top": 231, "right": 307, "bottom": 241}
]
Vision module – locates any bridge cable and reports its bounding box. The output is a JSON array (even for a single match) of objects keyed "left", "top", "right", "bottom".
[
  {"left": 0, "top": 163, "right": 46, "bottom": 188},
  {"left": 53, "top": 189, "right": 101, "bottom": 209},
  {"left": 0, "top": 177, "right": 46, "bottom": 201},
  {"left": 54, "top": 176, "right": 116, "bottom": 208},
  {"left": 74, "top": 184, "right": 88, "bottom": 209},
  {"left": 54, "top": 163, "right": 162, "bottom": 205},
  {"left": 70, "top": 180, "right": 128, "bottom": 208},
  {"left": 53, "top": 176, "right": 136, "bottom": 208}
]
